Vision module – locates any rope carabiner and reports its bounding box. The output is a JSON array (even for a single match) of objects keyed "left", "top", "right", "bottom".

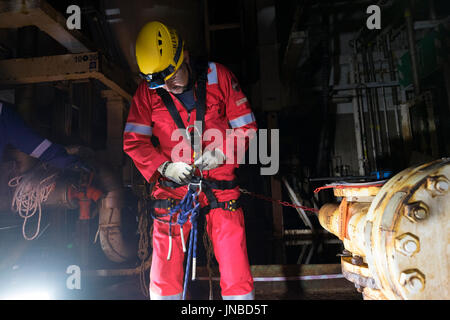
[
  {"left": 188, "top": 169, "right": 203, "bottom": 197},
  {"left": 188, "top": 180, "right": 202, "bottom": 197},
  {"left": 185, "top": 124, "right": 202, "bottom": 142}
]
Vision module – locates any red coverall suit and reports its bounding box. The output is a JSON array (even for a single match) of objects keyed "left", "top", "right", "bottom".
[{"left": 123, "top": 62, "right": 257, "bottom": 299}]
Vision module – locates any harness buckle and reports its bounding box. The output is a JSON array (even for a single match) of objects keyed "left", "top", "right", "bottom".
[
  {"left": 225, "top": 199, "right": 238, "bottom": 212},
  {"left": 167, "top": 198, "right": 178, "bottom": 210},
  {"left": 187, "top": 168, "right": 204, "bottom": 197},
  {"left": 188, "top": 179, "right": 202, "bottom": 197}
]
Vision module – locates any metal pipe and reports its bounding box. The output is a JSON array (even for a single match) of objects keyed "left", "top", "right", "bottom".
[
  {"left": 95, "top": 163, "right": 136, "bottom": 263},
  {"left": 353, "top": 46, "right": 370, "bottom": 173},
  {"left": 385, "top": 33, "right": 400, "bottom": 105},
  {"left": 381, "top": 86, "right": 392, "bottom": 156},
  {"left": 350, "top": 54, "right": 366, "bottom": 176},
  {"left": 357, "top": 88, "right": 370, "bottom": 171},
  {"left": 367, "top": 47, "right": 385, "bottom": 157},
  {"left": 405, "top": 3, "right": 421, "bottom": 96},
  {"left": 318, "top": 201, "right": 371, "bottom": 257},
  {"left": 383, "top": 33, "right": 402, "bottom": 140},
  {"left": 392, "top": 88, "right": 402, "bottom": 140},
  {"left": 317, "top": 203, "right": 340, "bottom": 236},
  {"left": 361, "top": 49, "right": 378, "bottom": 171},
  {"left": 309, "top": 175, "right": 386, "bottom": 182}
]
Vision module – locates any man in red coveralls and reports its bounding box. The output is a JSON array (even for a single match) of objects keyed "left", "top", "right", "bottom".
[{"left": 123, "top": 21, "right": 257, "bottom": 300}]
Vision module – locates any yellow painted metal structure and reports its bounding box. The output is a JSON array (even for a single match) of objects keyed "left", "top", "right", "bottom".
[
  {"left": 0, "top": 52, "right": 135, "bottom": 102},
  {"left": 317, "top": 159, "right": 450, "bottom": 300}
]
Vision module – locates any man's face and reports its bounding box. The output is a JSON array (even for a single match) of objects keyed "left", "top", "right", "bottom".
[{"left": 162, "top": 62, "right": 189, "bottom": 94}]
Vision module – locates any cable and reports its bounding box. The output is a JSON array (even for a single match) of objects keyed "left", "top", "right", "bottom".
[{"left": 313, "top": 180, "right": 387, "bottom": 193}]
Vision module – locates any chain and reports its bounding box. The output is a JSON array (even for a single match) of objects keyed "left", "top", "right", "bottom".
[{"left": 239, "top": 188, "right": 319, "bottom": 214}]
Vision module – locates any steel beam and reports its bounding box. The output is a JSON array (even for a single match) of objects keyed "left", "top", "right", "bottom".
[
  {"left": 0, "top": 0, "right": 92, "bottom": 54},
  {"left": 0, "top": 52, "right": 135, "bottom": 102}
]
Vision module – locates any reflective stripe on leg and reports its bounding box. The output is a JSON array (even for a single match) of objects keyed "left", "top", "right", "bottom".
[
  {"left": 222, "top": 289, "right": 255, "bottom": 300},
  {"left": 150, "top": 289, "right": 182, "bottom": 300}
]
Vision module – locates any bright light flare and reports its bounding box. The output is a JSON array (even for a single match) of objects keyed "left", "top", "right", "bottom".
[{"left": 1, "top": 289, "right": 53, "bottom": 300}]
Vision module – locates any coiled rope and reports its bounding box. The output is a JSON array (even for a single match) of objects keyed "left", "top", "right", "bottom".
[{"left": 8, "top": 166, "right": 58, "bottom": 241}]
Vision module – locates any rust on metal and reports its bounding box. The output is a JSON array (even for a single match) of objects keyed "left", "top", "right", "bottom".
[
  {"left": 333, "top": 185, "right": 382, "bottom": 198},
  {"left": 318, "top": 201, "right": 370, "bottom": 241}
]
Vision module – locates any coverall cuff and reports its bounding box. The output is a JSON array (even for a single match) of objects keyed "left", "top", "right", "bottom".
[{"left": 146, "top": 154, "right": 170, "bottom": 183}]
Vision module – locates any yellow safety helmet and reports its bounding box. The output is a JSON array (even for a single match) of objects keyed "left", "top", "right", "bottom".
[{"left": 135, "top": 21, "right": 184, "bottom": 89}]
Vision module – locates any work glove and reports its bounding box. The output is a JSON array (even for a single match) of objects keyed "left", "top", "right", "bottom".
[
  {"left": 194, "top": 148, "right": 226, "bottom": 171},
  {"left": 158, "top": 161, "right": 194, "bottom": 184}
]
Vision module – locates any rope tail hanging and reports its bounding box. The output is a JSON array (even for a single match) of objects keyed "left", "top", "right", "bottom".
[
  {"left": 175, "top": 187, "right": 201, "bottom": 300},
  {"left": 8, "top": 165, "right": 58, "bottom": 241}
]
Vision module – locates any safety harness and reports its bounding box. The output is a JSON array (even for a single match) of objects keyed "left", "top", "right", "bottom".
[
  {"left": 152, "top": 59, "right": 241, "bottom": 213},
  {"left": 149, "top": 59, "right": 241, "bottom": 299}
]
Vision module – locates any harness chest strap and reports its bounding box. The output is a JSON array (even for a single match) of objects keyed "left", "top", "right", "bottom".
[{"left": 155, "top": 59, "right": 207, "bottom": 163}]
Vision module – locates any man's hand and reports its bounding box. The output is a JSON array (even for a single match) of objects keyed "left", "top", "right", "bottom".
[
  {"left": 158, "top": 161, "right": 194, "bottom": 184},
  {"left": 194, "top": 148, "right": 226, "bottom": 171}
]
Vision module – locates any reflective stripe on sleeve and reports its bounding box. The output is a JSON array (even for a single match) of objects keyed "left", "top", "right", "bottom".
[
  {"left": 30, "top": 139, "right": 52, "bottom": 158},
  {"left": 207, "top": 62, "right": 218, "bottom": 85},
  {"left": 124, "top": 122, "right": 152, "bottom": 136},
  {"left": 229, "top": 112, "right": 256, "bottom": 128},
  {"left": 236, "top": 97, "right": 248, "bottom": 106}
]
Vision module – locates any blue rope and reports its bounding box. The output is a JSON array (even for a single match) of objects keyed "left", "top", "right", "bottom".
[{"left": 165, "top": 186, "right": 201, "bottom": 300}]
